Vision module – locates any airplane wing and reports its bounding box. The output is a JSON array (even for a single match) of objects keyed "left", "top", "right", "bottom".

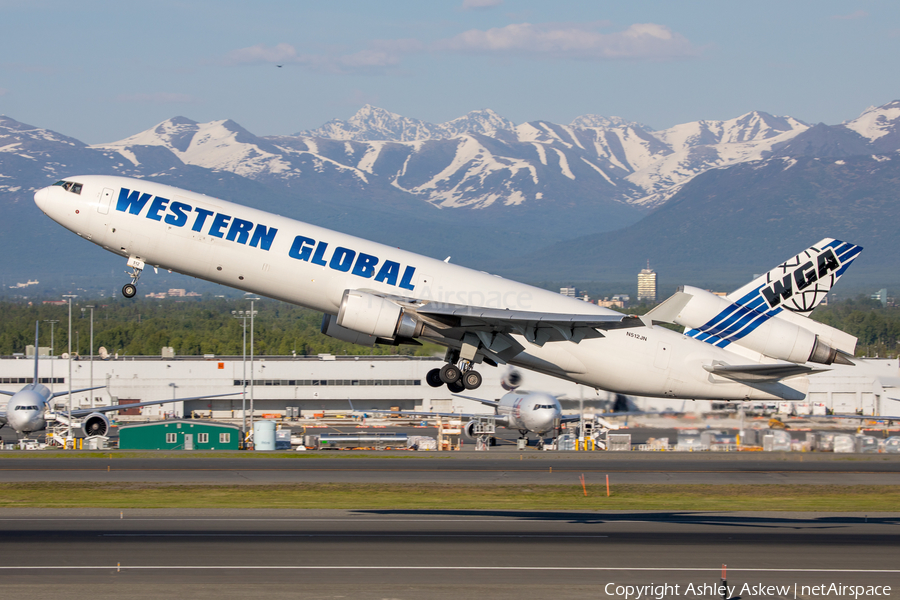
[
  {"left": 702, "top": 362, "right": 824, "bottom": 382},
  {"left": 0, "top": 390, "right": 15, "bottom": 397},
  {"left": 414, "top": 303, "right": 641, "bottom": 341},
  {"left": 560, "top": 409, "right": 685, "bottom": 423},
  {"left": 366, "top": 408, "right": 510, "bottom": 426},
  {"left": 450, "top": 393, "right": 500, "bottom": 408},
  {"left": 66, "top": 392, "right": 239, "bottom": 418},
  {"left": 814, "top": 414, "right": 900, "bottom": 421},
  {"left": 50, "top": 385, "right": 106, "bottom": 399},
  {"left": 371, "top": 296, "right": 644, "bottom": 363}
]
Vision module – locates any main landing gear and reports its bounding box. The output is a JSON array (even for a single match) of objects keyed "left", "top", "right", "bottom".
[
  {"left": 121, "top": 257, "right": 144, "bottom": 299},
  {"left": 426, "top": 352, "right": 483, "bottom": 391}
]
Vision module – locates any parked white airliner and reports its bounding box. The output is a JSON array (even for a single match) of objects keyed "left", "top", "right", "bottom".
[
  {"left": 0, "top": 323, "right": 239, "bottom": 437},
  {"left": 34, "top": 176, "right": 861, "bottom": 402},
  {"left": 374, "top": 389, "right": 571, "bottom": 444}
]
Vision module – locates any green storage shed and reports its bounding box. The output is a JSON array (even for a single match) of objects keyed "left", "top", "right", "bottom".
[{"left": 118, "top": 420, "right": 241, "bottom": 450}]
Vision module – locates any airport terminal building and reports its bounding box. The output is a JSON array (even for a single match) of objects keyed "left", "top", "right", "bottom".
[
  {"left": 0, "top": 354, "right": 609, "bottom": 421},
  {"left": 0, "top": 353, "right": 897, "bottom": 420}
]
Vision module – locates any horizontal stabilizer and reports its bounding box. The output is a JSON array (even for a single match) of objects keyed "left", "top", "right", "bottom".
[{"left": 703, "top": 362, "right": 823, "bottom": 382}]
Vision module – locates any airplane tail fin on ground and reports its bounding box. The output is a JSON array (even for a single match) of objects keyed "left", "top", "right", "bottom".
[{"left": 727, "top": 238, "right": 863, "bottom": 317}]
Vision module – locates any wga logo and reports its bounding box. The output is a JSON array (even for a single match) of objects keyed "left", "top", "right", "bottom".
[{"left": 760, "top": 248, "right": 841, "bottom": 311}]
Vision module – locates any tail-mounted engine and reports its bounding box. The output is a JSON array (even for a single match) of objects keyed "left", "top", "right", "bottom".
[
  {"left": 671, "top": 286, "right": 851, "bottom": 365},
  {"left": 80, "top": 413, "right": 110, "bottom": 437},
  {"left": 321, "top": 290, "right": 424, "bottom": 346}
]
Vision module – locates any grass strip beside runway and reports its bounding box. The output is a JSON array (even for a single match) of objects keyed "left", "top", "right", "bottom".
[{"left": 0, "top": 483, "right": 897, "bottom": 511}]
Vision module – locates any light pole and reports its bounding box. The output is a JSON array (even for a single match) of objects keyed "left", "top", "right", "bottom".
[
  {"left": 168, "top": 383, "right": 177, "bottom": 419},
  {"left": 231, "top": 310, "right": 248, "bottom": 438},
  {"left": 247, "top": 297, "right": 260, "bottom": 435},
  {"left": 85, "top": 306, "right": 94, "bottom": 408},
  {"left": 43, "top": 319, "right": 59, "bottom": 394},
  {"left": 62, "top": 294, "right": 77, "bottom": 446}
]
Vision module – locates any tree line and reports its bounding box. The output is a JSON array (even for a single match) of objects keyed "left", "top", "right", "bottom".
[
  {"left": 0, "top": 296, "right": 896, "bottom": 359},
  {"left": 0, "top": 298, "right": 440, "bottom": 358}
]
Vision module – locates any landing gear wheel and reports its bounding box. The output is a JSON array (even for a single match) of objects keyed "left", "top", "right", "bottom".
[
  {"left": 122, "top": 283, "right": 137, "bottom": 298},
  {"left": 426, "top": 368, "right": 443, "bottom": 388},
  {"left": 462, "top": 370, "right": 482, "bottom": 390},
  {"left": 447, "top": 380, "right": 465, "bottom": 393},
  {"left": 439, "top": 364, "right": 462, "bottom": 384}
]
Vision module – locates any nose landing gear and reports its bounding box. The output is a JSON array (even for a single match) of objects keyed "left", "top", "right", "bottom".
[{"left": 122, "top": 257, "right": 144, "bottom": 299}]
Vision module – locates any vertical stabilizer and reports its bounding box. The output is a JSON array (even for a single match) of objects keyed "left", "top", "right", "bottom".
[{"left": 727, "top": 238, "right": 862, "bottom": 317}]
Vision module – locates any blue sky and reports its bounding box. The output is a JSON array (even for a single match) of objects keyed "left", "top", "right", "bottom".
[{"left": 1, "top": 0, "right": 897, "bottom": 143}]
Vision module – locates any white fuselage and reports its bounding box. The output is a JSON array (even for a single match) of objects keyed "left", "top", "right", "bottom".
[
  {"left": 3, "top": 386, "right": 50, "bottom": 435},
  {"left": 35, "top": 175, "right": 809, "bottom": 401},
  {"left": 496, "top": 392, "right": 561, "bottom": 435}
]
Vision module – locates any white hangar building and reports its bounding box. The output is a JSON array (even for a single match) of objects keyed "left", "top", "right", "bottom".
[
  {"left": 0, "top": 354, "right": 609, "bottom": 421},
  {"left": 1, "top": 354, "right": 897, "bottom": 420}
]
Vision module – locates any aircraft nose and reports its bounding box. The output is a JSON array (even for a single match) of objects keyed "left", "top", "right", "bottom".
[{"left": 34, "top": 186, "right": 50, "bottom": 210}]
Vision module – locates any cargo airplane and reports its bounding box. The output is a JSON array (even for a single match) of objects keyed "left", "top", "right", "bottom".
[
  {"left": 35, "top": 176, "right": 861, "bottom": 402},
  {"left": 0, "top": 322, "right": 238, "bottom": 438}
]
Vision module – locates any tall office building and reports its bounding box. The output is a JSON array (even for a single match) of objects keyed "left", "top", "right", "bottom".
[{"left": 637, "top": 263, "right": 657, "bottom": 303}]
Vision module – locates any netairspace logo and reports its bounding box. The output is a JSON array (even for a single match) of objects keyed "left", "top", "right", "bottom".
[{"left": 604, "top": 582, "right": 892, "bottom": 599}]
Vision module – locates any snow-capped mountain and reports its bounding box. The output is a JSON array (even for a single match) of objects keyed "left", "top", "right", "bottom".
[
  {"left": 622, "top": 111, "right": 809, "bottom": 206},
  {"left": 569, "top": 115, "right": 651, "bottom": 130},
  {"left": 297, "top": 105, "right": 517, "bottom": 141},
  {"left": 90, "top": 106, "right": 815, "bottom": 211},
  {"left": 5, "top": 101, "right": 900, "bottom": 281},
  {"left": 95, "top": 117, "right": 294, "bottom": 178},
  {"left": 843, "top": 100, "right": 900, "bottom": 147}
]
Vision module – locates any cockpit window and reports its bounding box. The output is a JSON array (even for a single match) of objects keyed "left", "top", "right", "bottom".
[
  {"left": 533, "top": 404, "right": 555, "bottom": 410},
  {"left": 15, "top": 405, "right": 38, "bottom": 411},
  {"left": 52, "top": 181, "right": 82, "bottom": 195}
]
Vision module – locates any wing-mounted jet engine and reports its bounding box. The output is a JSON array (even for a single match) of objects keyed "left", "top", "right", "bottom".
[
  {"left": 80, "top": 413, "right": 110, "bottom": 437},
  {"left": 500, "top": 368, "right": 522, "bottom": 391},
  {"left": 321, "top": 290, "right": 426, "bottom": 347}
]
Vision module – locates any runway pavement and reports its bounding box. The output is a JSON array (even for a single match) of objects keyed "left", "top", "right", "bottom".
[
  {"left": 0, "top": 508, "right": 897, "bottom": 599},
  {"left": 0, "top": 452, "right": 898, "bottom": 484}
]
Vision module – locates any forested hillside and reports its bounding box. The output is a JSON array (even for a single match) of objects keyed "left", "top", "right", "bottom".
[{"left": 0, "top": 299, "right": 439, "bottom": 357}]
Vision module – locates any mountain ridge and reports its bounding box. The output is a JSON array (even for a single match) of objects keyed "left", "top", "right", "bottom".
[{"left": 3, "top": 101, "right": 900, "bottom": 289}]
